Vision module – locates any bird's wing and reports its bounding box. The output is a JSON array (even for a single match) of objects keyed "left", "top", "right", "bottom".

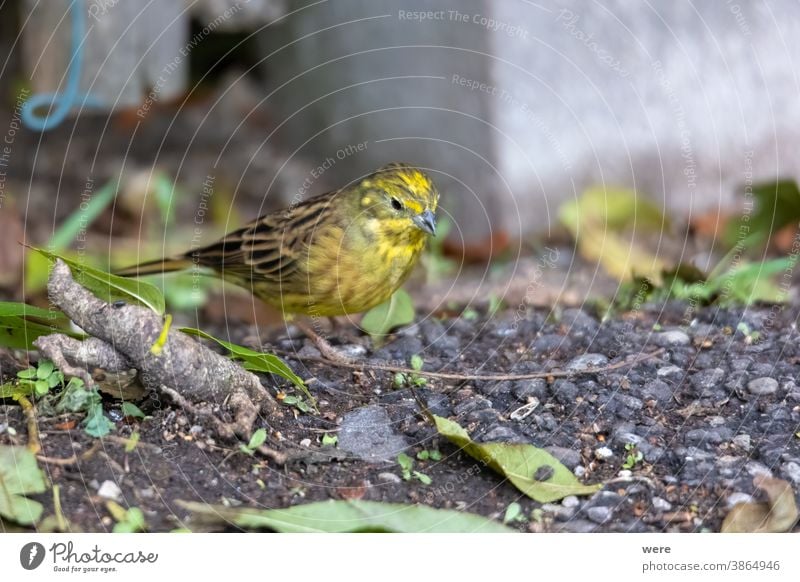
[{"left": 191, "top": 192, "right": 338, "bottom": 284}]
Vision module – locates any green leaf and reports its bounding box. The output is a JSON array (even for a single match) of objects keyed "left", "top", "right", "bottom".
[
  {"left": 413, "top": 471, "right": 432, "bottom": 485},
  {"left": 724, "top": 180, "right": 800, "bottom": 247},
  {"left": 0, "top": 302, "right": 65, "bottom": 320},
  {"left": 416, "top": 450, "right": 430, "bottom": 461},
  {"left": 429, "top": 450, "right": 442, "bottom": 461},
  {"left": 503, "top": 502, "right": 523, "bottom": 524},
  {"left": 180, "top": 327, "right": 311, "bottom": 403},
  {"left": 0, "top": 382, "right": 35, "bottom": 399},
  {"left": 121, "top": 402, "right": 146, "bottom": 419},
  {"left": 48, "top": 180, "right": 119, "bottom": 250},
  {"left": 0, "top": 316, "right": 72, "bottom": 350},
  {"left": 177, "top": 499, "right": 514, "bottom": 533},
  {"left": 559, "top": 186, "right": 669, "bottom": 282},
  {"left": 36, "top": 360, "right": 54, "bottom": 379},
  {"left": 410, "top": 354, "right": 424, "bottom": 371},
  {"left": 0, "top": 446, "right": 48, "bottom": 525},
  {"left": 321, "top": 433, "right": 338, "bottom": 447},
  {"left": 34, "top": 379, "right": 49, "bottom": 397},
  {"left": 16, "top": 367, "right": 37, "bottom": 380},
  {"left": 83, "top": 402, "right": 115, "bottom": 438},
  {"left": 31, "top": 247, "right": 165, "bottom": 314},
  {"left": 397, "top": 452, "right": 413, "bottom": 472},
  {"left": 247, "top": 428, "right": 267, "bottom": 450},
  {"left": 360, "top": 289, "right": 415, "bottom": 342},
  {"left": 433, "top": 415, "right": 600, "bottom": 503},
  {"left": 55, "top": 378, "right": 95, "bottom": 413}
]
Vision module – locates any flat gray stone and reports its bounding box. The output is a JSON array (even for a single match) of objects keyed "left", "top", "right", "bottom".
[
  {"left": 653, "top": 330, "right": 690, "bottom": 346},
  {"left": 566, "top": 353, "right": 609, "bottom": 371},
  {"left": 747, "top": 377, "right": 779, "bottom": 396},
  {"left": 338, "top": 405, "right": 409, "bottom": 462}
]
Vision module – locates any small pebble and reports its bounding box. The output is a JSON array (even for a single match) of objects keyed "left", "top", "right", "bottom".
[
  {"left": 747, "top": 377, "right": 779, "bottom": 396},
  {"left": 782, "top": 461, "right": 800, "bottom": 485},
  {"left": 562, "top": 495, "right": 580, "bottom": 508},
  {"left": 656, "top": 365, "right": 683, "bottom": 379},
  {"left": 732, "top": 434, "right": 752, "bottom": 450},
  {"left": 377, "top": 472, "right": 402, "bottom": 484},
  {"left": 97, "top": 480, "right": 122, "bottom": 502},
  {"left": 651, "top": 497, "right": 672, "bottom": 512},
  {"left": 594, "top": 446, "right": 614, "bottom": 460},
  {"left": 587, "top": 506, "right": 613, "bottom": 524},
  {"left": 566, "top": 353, "right": 608, "bottom": 372},
  {"left": 653, "top": 330, "right": 690, "bottom": 347}
]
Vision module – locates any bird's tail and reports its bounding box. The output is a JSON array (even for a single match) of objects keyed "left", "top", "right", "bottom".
[{"left": 114, "top": 255, "right": 193, "bottom": 277}]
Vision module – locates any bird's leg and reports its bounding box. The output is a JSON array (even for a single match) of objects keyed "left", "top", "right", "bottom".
[{"left": 293, "top": 318, "right": 354, "bottom": 364}]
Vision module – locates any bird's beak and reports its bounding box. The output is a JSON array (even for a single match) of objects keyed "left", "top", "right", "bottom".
[{"left": 413, "top": 209, "right": 437, "bottom": 236}]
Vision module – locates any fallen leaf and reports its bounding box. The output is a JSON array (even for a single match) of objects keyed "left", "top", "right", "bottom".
[
  {"left": 0, "top": 446, "right": 48, "bottom": 525},
  {"left": 177, "top": 499, "right": 514, "bottom": 533},
  {"left": 31, "top": 248, "right": 165, "bottom": 314},
  {"left": 433, "top": 415, "right": 600, "bottom": 502},
  {"left": 722, "top": 476, "right": 799, "bottom": 533},
  {"left": 559, "top": 186, "right": 669, "bottom": 282},
  {"left": 180, "top": 327, "right": 311, "bottom": 404},
  {"left": 360, "top": 289, "right": 415, "bottom": 343}
]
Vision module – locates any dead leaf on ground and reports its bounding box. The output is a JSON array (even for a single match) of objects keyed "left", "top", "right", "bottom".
[{"left": 721, "top": 476, "right": 799, "bottom": 533}]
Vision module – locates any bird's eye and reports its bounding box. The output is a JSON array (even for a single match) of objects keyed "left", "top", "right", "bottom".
[{"left": 390, "top": 197, "right": 403, "bottom": 211}]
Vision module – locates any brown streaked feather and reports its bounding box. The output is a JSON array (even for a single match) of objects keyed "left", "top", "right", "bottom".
[{"left": 188, "top": 190, "right": 339, "bottom": 287}]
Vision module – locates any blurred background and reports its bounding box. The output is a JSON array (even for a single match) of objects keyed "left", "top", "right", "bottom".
[{"left": 2, "top": 0, "right": 800, "bottom": 322}]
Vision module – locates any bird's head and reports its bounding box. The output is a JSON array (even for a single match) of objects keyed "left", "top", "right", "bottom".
[{"left": 355, "top": 163, "right": 439, "bottom": 244}]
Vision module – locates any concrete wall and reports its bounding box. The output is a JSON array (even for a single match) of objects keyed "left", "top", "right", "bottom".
[{"left": 260, "top": 0, "right": 800, "bottom": 247}]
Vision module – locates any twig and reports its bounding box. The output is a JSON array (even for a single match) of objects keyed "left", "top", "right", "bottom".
[
  {"left": 37, "top": 440, "right": 102, "bottom": 466},
  {"left": 276, "top": 348, "right": 665, "bottom": 382},
  {"left": 17, "top": 395, "right": 40, "bottom": 454}
]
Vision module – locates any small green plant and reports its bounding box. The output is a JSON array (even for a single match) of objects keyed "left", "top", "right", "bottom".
[
  {"left": 279, "top": 393, "right": 314, "bottom": 413},
  {"left": 503, "top": 502, "right": 525, "bottom": 525},
  {"left": 55, "top": 377, "right": 115, "bottom": 438},
  {"left": 239, "top": 429, "right": 268, "bottom": 456},
  {"left": 416, "top": 449, "right": 442, "bottom": 461},
  {"left": 622, "top": 443, "right": 644, "bottom": 470},
  {"left": 11, "top": 360, "right": 63, "bottom": 397},
  {"left": 106, "top": 501, "right": 147, "bottom": 533},
  {"left": 321, "top": 433, "right": 338, "bottom": 447},
  {"left": 461, "top": 307, "right": 479, "bottom": 321},
  {"left": 393, "top": 355, "right": 428, "bottom": 388},
  {"left": 396, "top": 453, "right": 431, "bottom": 485},
  {"left": 488, "top": 294, "right": 505, "bottom": 317}
]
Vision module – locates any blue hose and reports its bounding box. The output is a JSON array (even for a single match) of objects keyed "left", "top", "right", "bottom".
[{"left": 21, "top": 0, "right": 103, "bottom": 131}]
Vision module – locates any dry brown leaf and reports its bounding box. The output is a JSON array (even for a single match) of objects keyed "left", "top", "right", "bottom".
[{"left": 721, "top": 476, "right": 799, "bottom": 533}]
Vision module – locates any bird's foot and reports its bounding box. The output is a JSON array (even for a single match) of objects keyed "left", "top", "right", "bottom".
[{"left": 294, "top": 320, "right": 355, "bottom": 364}]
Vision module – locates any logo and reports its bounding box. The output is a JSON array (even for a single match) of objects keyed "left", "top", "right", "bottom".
[{"left": 20, "top": 542, "right": 46, "bottom": 570}]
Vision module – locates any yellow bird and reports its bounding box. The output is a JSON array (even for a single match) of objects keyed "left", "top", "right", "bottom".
[{"left": 117, "top": 162, "right": 439, "bottom": 358}]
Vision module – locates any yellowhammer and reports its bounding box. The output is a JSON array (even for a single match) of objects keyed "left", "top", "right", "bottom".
[{"left": 117, "top": 162, "right": 439, "bottom": 359}]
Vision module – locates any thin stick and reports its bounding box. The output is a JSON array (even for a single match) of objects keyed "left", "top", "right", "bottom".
[
  {"left": 17, "top": 395, "right": 41, "bottom": 454},
  {"left": 276, "top": 348, "right": 665, "bottom": 382}
]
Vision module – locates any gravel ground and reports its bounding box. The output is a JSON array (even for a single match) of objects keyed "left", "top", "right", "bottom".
[{"left": 2, "top": 298, "right": 799, "bottom": 533}]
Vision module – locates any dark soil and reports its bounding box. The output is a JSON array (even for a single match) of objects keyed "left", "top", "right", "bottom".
[{"left": 3, "top": 298, "right": 800, "bottom": 533}]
